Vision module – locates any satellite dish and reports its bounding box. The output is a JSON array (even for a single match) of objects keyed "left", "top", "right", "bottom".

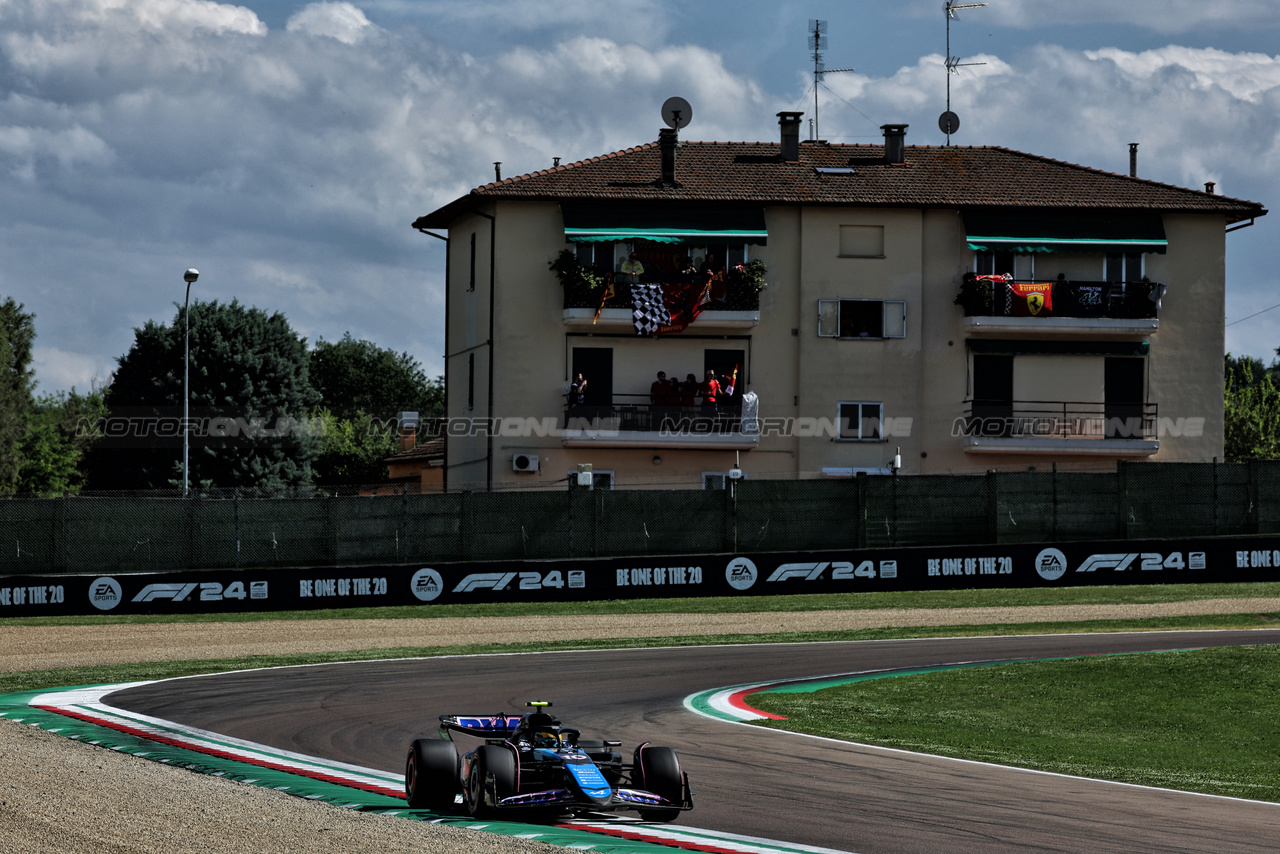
[
  {"left": 939, "top": 110, "right": 961, "bottom": 135},
  {"left": 662, "top": 96, "right": 693, "bottom": 130}
]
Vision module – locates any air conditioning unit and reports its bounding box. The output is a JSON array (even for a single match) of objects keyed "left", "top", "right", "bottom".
[{"left": 512, "top": 453, "right": 540, "bottom": 473}]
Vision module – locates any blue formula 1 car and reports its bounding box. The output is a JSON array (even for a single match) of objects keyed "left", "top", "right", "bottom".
[{"left": 404, "top": 701, "right": 693, "bottom": 822}]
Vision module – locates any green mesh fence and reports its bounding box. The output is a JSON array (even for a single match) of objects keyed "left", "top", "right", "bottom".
[{"left": 2, "top": 461, "right": 1279, "bottom": 575}]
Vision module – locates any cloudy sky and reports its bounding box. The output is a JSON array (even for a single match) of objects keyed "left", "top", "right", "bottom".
[{"left": 3, "top": 0, "right": 1278, "bottom": 395}]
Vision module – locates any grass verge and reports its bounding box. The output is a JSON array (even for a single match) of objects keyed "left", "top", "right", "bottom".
[{"left": 750, "top": 644, "right": 1280, "bottom": 802}]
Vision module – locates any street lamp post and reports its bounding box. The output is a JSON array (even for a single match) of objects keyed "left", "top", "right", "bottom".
[{"left": 182, "top": 268, "right": 199, "bottom": 498}]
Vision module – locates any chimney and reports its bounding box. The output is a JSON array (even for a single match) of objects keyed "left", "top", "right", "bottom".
[
  {"left": 399, "top": 411, "right": 419, "bottom": 453},
  {"left": 493, "top": 162, "right": 502, "bottom": 181},
  {"left": 777, "top": 111, "right": 803, "bottom": 162},
  {"left": 659, "top": 127, "right": 678, "bottom": 185},
  {"left": 1205, "top": 181, "right": 1215, "bottom": 194},
  {"left": 1129, "top": 143, "right": 1138, "bottom": 177},
  {"left": 553, "top": 157, "right": 561, "bottom": 168},
  {"left": 881, "top": 124, "right": 908, "bottom": 164}
]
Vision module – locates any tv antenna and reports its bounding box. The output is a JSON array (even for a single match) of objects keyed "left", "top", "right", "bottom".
[
  {"left": 942, "top": 1, "right": 986, "bottom": 145},
  {"left": 809, "top": 19, "right": 855, "bottom": 142}
]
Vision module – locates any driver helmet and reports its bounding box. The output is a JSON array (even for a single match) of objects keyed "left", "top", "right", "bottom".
[{"left": 532, "top": 729, "right": 561, "bottom": 748}]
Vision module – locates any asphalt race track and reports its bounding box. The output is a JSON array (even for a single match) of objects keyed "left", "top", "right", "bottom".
[{"left": 110, "top": 630, "right": 1280, "bottom": 854}]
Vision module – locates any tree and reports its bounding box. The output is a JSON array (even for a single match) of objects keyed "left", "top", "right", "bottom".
[
  {"left": 0, "top": 298, "right": 36, "bottom": 493},
  {"left": 16, "top": 389, "right": 107, "bottom": 495},
  {"left": 1224, "top": 357, "right": 1280, "bottom": 461},
  {"left": 310, "top": 333, "right": 444, "bottom": 422},
  {"left": 310, "top": 408, "right": 398, "bottom": 486},
  {"left": 89, "top": 299, "right": 321, "bottom": 493}
]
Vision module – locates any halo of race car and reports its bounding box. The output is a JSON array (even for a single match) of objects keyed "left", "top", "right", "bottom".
[{"left": 405, "top": 701, "right": 693, "bottom": 822}]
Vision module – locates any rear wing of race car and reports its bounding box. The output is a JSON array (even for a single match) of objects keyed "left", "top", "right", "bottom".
[{"left": 438, "top": 714, "right": 520, "bottom": 740}]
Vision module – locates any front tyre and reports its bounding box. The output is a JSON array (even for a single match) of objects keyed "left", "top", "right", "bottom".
[
  {"left": 634, "top": 745, "right": 683, "bottom": 823},
  {"left": 405, "top": 738, "right": 458, "bottom": 811},
  {"left": 466, "top": 745, "right": 518, "bottom": 819}
]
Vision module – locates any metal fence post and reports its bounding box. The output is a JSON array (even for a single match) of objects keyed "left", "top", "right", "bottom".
[
  {"left": 1051, "top": 462, "right": 1058, "bottom": 541},
  {"left": 1212, "top": 456, "right": 1219, "bottom": 536}
]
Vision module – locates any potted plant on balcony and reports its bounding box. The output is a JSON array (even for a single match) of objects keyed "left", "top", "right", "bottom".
[
  {"left": 722, "top": 259, "right": 768, "bottom": 310},
  {"left": 550, "top": 249, "right": 606, "bottom": 308},
  {"left": 954, "top": 272, "right": 994, "bottom": 316}
]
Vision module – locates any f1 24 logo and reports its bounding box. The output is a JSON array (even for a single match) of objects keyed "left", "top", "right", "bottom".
[
  {"left": 1076, "top": 552, "right": 1200, "bottom": 572},
  {"left": 767, "top": 561, "right": 879, "bottom": 582}
]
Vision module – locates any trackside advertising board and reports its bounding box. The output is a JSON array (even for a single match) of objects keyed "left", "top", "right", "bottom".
[{"left": 3, "top": 535, "right": 1280, "bottom": 617}]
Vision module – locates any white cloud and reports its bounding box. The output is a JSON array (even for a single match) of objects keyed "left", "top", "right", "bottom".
[
  {"left": 286, "top": 2, "right": 374, "bottom": 45},
  {"left": 2, "top": 0, "right": 1279, "bottom": 397}
]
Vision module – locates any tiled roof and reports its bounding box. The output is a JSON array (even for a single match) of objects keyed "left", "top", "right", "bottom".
[
  {"left": 415, "top": 141, "right": 1265, "bottom": 227},
  {"left": 384, "top": 436, "right": 444, "bottom": 464}
]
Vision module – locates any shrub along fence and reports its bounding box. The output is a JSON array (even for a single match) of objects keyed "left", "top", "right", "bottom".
[{"left": 2, "top": 460, "right": 1277, "bottom": 575}]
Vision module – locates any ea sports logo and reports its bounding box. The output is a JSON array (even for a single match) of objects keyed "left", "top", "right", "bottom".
[
  {"left": 410, "top": 568, "right": 443, "bottom": 602},
  {"left": 725, "top": 557, "right": 758, "bottom": 591},
  {"left": 1034, "top": 548, "right": 1068, "bottom": 582},
  {"left": 89, "top": 577, "right": 123, "bottom": 611}
]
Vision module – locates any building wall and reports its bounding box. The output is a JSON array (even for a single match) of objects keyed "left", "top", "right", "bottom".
[
  {"left": 794, "top": 207, "right": 924, "bottom": 475},
  {"left": 443, "top": 199, "right": 1230, "bottom": 488}
]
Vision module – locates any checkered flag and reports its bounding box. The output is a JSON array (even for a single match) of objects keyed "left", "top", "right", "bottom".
[{"left": 631, "top": 284, "right": 668, "bottom": 335}]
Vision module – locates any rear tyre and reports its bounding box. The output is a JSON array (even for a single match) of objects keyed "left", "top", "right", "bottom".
[
  {"left": 634, "top": 745, "right": 683, "bottom": 823},
  {"left": 405, "top": 738, "right": 458, "bottom": 811},
  {"left": 467, "top": 744, "right": 518, "bottom": 819}
]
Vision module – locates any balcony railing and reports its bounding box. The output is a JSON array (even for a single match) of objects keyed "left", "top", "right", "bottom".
[
  {"left": 564, "top": 394, "right": 750, "bottom": 435},
  {"left": 960, "top": 399, "right": 1159, "bottom": 440},
  {"left": 956, "top": 277, "right": 1165, "bottom": 320},
  {"left": 562, "top": 269, "right": 762, "bottom": 312}
]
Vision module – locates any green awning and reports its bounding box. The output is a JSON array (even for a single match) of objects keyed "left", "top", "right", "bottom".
[
  {"left": 562, "top": 204, "right": 767, "bottom": 245},
  {"left": 964, "top": 211, "right": 1167, "bottom": 255}
]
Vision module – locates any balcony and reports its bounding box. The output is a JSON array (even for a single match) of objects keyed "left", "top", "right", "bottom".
[
  {"left": 957, "top": 276, "right": 1164, "bottom": 338},
  {"left": 959, "top": 399, "right": 1160, "bottom": 456},
  {"left": 557, "top": 253, "right": 763, "bottom": 332},
  {"left": 561, "top": 394, "right": 759, "bottom": 450}
]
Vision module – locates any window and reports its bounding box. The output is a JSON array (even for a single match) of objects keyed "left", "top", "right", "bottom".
[
  {"left": 838, "top": 402, "right": 883, "bottom": 441},
  {"left": 974, "top": 250, "right": 1037, "bottom": 279},
  {"left": 468, "top": 232, "right": 477, "bottom": 291},
  {"left": 569, "top": 470, "right": 614, "bottom": 490},
  {"left": 467, "top": 353, "right": 475, "bottom": 411},
  {"left": 818, "top": 299, "right": 907, "bottom": 339},
  {"left": 703, "top": 471, "right": 747, "bottom": 490},
  {"left": 1106, "top": 253, "right": 1143, "bottom": 283},
  {"left": 574, "top": 242, "right": 614, "bottom": 269},
  {"left": 839, "top": 225, "right": 884, "bottom": 257}
]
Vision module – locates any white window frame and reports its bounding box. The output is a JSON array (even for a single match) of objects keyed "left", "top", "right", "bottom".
[
  {"left": 837, "top": 401, "right": 884, "bottom": 441},
  {"left": 818, "top": 299, "right": 907, "bottom": 339},
  {"left": 974, "top": 251, "right": 1035, "bottom": 279},
  {"left": 1105, "top": 252, "right": 1144, "bottom": 282}
]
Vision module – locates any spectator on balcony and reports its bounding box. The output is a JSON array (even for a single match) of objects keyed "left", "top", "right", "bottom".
[
  {"left": 700, "top": 369, "right": 721, "bottom": 417},
  {"left": 678, "top": 256, "right": 698, "bottom": 282},
  {"left": 570, "top": 373, "right": 588, "bottom": 408},
  {"left": 619, "top": 252, "right": 644, "bottom": 284},
  {"left": 650, "top": 371, "right": 669, "bottom": 405},
  {"left": 681, "top": 373, "right": 698, "bottom": 408}
]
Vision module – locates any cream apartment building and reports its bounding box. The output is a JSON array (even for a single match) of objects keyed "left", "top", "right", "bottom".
[{"left": 414, "top": 113, "right": 1265, "bottom": 491}]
